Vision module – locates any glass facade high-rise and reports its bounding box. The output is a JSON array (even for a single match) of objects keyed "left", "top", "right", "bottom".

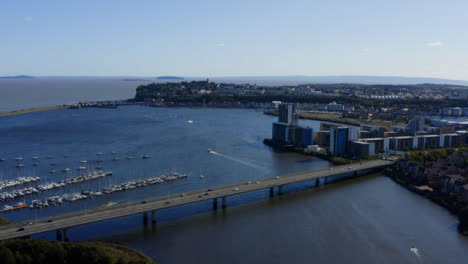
[
  {"left": 278, "top": 103, "right": 297, "bottom": 125},
  {"left": 330, "top": 127, "right": 349, "bottom": 156}
]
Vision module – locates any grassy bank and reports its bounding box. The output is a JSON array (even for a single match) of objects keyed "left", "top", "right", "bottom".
[
  {"left": 0, "top": 216, "right": 10, "bottom": 225},
  {"left": 298, "top": 112, "right": 359, "bottom": 125},
  {"left": 0, "top": 106, "right": 69, "bottom": 117},
  {"left": 0, "top": 239, "right": 155, "bottom": 264}
]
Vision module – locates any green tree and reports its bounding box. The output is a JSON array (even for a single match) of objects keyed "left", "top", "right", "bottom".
[
  {"left": 458, "top": 206, "right": 468, "bottom": 233},
  {"left": 0, "top": 246, "right": 16, "bottom": 264}
]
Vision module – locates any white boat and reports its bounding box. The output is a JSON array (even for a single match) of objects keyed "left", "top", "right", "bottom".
[
  {"left": 142, "top": 155, "right": 149, "bottom": 159},
  {"left": 187, "top": 120, "right": 193, "bottom": 124},
  {"left": 113, "top": 157, "right": 119, "bottom": 161},
  {"left": 64, "top": 154, "right": 69, "bottom": 158},
  {"left": 32, "top": 157, "right": 39, "bottom": 160},
  {"left": 62, "top": 168, "right": 70, "bottom": 172},
  {"left": 47, "top": 156, "right": 53, "bottom": 159},
  {"left": 15, "top": 157, "right": 23, "bottom": 161},
  {"left": 80, "top": 160, "right": 87, "bottom": 163},
  {"left": 96, "top": 152, "right": 103, "bottom": 156},
  {"left": 16, "top": 164, "right": 24, "bottom": 168},
  {"left": 49, "top": 170, "right": 57, "bottom": 173}
]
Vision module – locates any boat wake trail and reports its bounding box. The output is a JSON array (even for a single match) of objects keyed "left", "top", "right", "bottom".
[
  {"left": 209, "top": 150, "right": 266, "bottom": 171},
  {"left": 410, "top": 247, "right": 424, "bottom": 263}
]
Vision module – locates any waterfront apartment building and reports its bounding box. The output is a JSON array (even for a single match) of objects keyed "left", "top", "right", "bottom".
[
  {"left": 389, "top": 136, "right": 413, "bottom": 151},
  {"left": 360, "top": 138, "right": 385, "bottom": 154},
  {"left": 327, "top": 102, "right": 344, "bottom": 112},
  {"left": 294, "top": 126, "right": 314, "bottom": 147},
  {"left": 272, "top": 122, "right": 290, "bottom": 144},
  {"left": 314, "top": 131, "right": 330, "bottom": 147},
  {"left": 278, "top": 103, "right": 297, "bottom": 125},
  {"left": 330, "top": 127, "right": 349, "bottom": 156}
]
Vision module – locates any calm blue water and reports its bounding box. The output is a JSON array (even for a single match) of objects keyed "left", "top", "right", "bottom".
[
  {"left": 0, "top": 106, "right": 326, "bottom": 223},
  {"left": 0, "top": 83, "right": 467, "bottom": 264}
]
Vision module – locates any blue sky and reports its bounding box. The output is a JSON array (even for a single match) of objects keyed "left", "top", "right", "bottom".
[{"left": 1, "top": 0, "right": 467, "bottom": 79}]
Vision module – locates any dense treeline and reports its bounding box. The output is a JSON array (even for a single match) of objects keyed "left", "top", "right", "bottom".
[
  {"left": 0, "top": 239, "right": 155, "bottom": 264},
  {"left": 407, "top": 148, "right": 468, "bottom": 164}
]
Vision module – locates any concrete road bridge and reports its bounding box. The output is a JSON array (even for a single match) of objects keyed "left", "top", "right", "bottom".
[{"left": 0, "top": 159, "right": 394, "bottom": 241}]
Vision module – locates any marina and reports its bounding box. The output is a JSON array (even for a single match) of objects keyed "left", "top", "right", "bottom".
[
  {"left": 0, "top": 176, "right": 41, "bottom": 191},
  {"left": 0, "top": 171, "right": 113, "bottom": 202},
  {"left": 0, "top": 171, "right": 188, "bottom": 211}
]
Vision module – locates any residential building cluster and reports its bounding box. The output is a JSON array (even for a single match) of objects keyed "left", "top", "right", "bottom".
[
  {"left": 270, "top": 103, "right": 468, "bottom": 159},
  {"left": 398, "top": 153, "right": 468, "bottom": 202},
  {"left": 271, "top": 104, "right": 314, "bottom": 147}
]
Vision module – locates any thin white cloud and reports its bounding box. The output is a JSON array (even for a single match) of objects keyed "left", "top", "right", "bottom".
[
  {"left": 425, "top": 42, "right": 442, "bottom": 47},
  {"left": 24, "top": 16, "right": 32, "bottom": 22},
  {"left": 216, "top": 42, "right": 225, "bottom": 47}
]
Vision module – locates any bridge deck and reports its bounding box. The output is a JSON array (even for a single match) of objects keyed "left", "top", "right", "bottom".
[{"left": 0, "top": 159, "right": 394, "bottom": 240}]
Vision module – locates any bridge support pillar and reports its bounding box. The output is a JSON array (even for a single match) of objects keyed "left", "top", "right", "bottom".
[
  {"left": 269, "top": 187, "right": 274, "bottom": 197},
  {"left": 56, "top": 229, "right": 62, "bottom": 241},
  {"left": 63, "top": 229, "right": 69, "bottom": 242},
  {"left": 222, "top": 196, "right": 227, "bottom": 209},
  {"left": 315, "top": 178, "right": 320, "bottom": 186},
  {"left": 278, "top": 185, "right": 284, "bottom": 196},
  {"left": 353, "top": 171, "right": 358, "bottom": 177},
  {"left": 143, "top": 212, "right": 148, "bottom": 226},
  {"left": 324, "top": 177, "right": 328, "bottom": 185},
  {"left": 213, "top": 198, "right": 218, "bottom": 210},
  {"left": 151, "top": 211, "right": 157, "bottom": 225}
]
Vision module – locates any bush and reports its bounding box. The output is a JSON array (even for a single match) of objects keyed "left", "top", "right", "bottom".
[
  {"left": 330, "top": 157, "right": 350, "bottom": 165},
  {"left": 0, "top": 239, "right": 155, "bottom": 264}
]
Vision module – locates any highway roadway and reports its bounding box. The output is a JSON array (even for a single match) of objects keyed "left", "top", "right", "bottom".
[{"left": 0, "top": 159, "right": 394, "bottom": 240}]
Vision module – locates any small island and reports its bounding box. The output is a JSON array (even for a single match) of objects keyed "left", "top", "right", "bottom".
[
  {"left": 156, "top": 76, "right": 184, "bottom": 80},
  {"left": 0, "top": 75, "right": 34, "bottom": 79},
  {"left": 122, "top": 78, "right": 149, "bottom": 82}
]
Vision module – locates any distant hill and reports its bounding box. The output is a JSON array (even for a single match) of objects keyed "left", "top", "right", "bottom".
[
  {"left": 156, "top": 76, "right": 184, "bottom": 80},
  {"left": 200, "top": 75, "right": 468, "bottom": 86},
  {"left": 122, "top": 78, "right": 148, "bottom": 81},
  {"left": 0, "top": 75, "right": 34, "bottom": 79}
]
